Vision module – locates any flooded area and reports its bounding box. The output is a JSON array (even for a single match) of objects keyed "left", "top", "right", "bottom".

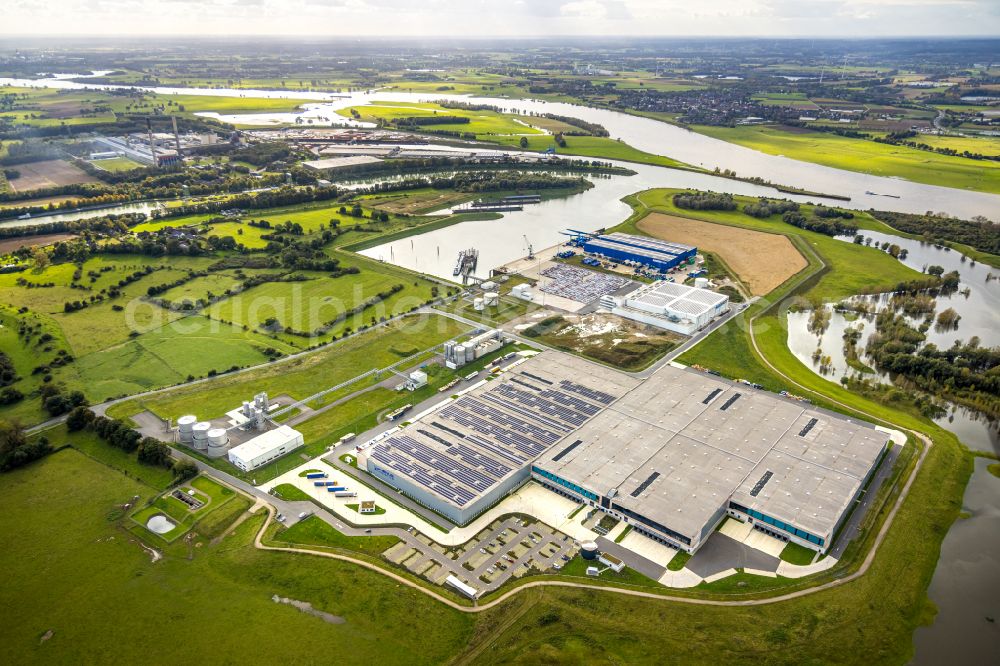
[{"left": 911, "top": 458, "right": 1000, "bottom": 664}]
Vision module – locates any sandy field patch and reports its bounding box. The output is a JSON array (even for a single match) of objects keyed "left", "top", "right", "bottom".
[
  {"left": 7, "top": 159, "right": 99, "bottom": 193},
  {"left": 637, "top": 212, "right": 807, "bottom": 296}
]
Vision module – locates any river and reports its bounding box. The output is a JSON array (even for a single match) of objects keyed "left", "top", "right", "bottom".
[
  {"left": 4, "top": 73, "right": 997, "bottom": 659},
  {"left": 2, "top": 75, "right": 999, "bottom": 220}
]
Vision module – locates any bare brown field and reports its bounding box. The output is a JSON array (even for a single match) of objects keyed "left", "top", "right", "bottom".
[
  {"left": 0, "top": 232, "right": 77, "bottom": 254},
  {"left": 7, "top": 159, "right": 99, "bottom": 193},
  {"left": 637, "top": 212, "right": 807, "bottom": 296}
]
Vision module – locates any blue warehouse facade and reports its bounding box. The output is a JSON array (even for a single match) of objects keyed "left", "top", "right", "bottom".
[{"left": 582, "top": 232, "right": 696, "bottom": 272}]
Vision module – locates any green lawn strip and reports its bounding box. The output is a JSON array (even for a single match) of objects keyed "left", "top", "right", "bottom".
[
  {"left": 666, "top": 550, "right": 692, "bottom": 571},
  {"left": 346, "top": 502, "right": 387, "bottom": 515},
  {"left": 269, "top": 515, "right": 399, "bottom": 556},
  {"left": 779, "top": 541, "right": 817, "bottom": 566},
  {"left": 613, "top": 525, "right": 633, "bottom": 543},
  {"left": 271, "top": 483, "right": 311, "bottom": 501}
]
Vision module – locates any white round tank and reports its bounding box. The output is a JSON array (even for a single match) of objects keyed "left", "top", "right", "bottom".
[
  {"left": 484, "top": 291, "right": 499, "bottom": 306},
  {"left": 473, "top": 297, "right": 485, "bottom": 311},
  {"left": 694, "top": 277, "right": 710, "bottom": 289},
  {"left": 177, "top": 414, "right": 197, "bottom": 443},
  {"left": 191, "top": 421, "right": 212, "bottom": 451},
  {"left": 207, "top": 428, "right": 229, "bottom": 456}
]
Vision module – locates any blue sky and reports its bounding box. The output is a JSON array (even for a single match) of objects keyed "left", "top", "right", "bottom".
[{"left": 3, "top": 0, "right": 999, "bottom": 36}]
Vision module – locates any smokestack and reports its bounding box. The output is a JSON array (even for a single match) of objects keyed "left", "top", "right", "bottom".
[
  {"left": 171, "top": 115, "right": 182, "bottom": 158},
  {"left": 146, "top": 117, "right": 158, "bottom": 167}
]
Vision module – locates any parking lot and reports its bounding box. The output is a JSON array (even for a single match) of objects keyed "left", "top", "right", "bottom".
[{"left": 377, "top": 515, "right": 577, "bottom": 596}]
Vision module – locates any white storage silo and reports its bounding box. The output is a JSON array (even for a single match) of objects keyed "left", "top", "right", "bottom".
[
  {"left": 191, "top": 421, "right": 212, "bottom": 451},
  {"left": 473, "top": 297, "right": 485, "bottom": 311},
  {"left": 484, "top": 291, "right": 499, "bottom": 306},
  {"left": 207, "top": 428, "right": 229, "bottom": 456},
  {"left": 177, "top": 415, "right": 197, "bottom": 443},
  {"left": 694, "top": 277, "right": 710, "bottom": 289},
  {"left": 454, "top": 345, "right": 466, "bottom": 364}
]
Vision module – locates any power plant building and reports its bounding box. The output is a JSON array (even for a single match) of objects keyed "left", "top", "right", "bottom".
[
  {"left": 443, "top": 329, "right": 506, "bottom": 369},
  {"left": 582, "top": 232, "right": 696, "bottom": 272},
  {"left": 227, "top": 425, "right": 305, "bottom": 472},
  {"left": 358, "top": 350, "right": 889, "bottom": 554}
]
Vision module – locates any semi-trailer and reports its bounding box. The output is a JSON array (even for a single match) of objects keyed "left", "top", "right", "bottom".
[
  {"left": 326, "top": 486, "right": 348, "bottom": 492},
  {"left": 306, "top": 472, "right": 328, "bottom": 479},
  {"left": 333, "top": 491, "right": 358, "bottom": 498}
]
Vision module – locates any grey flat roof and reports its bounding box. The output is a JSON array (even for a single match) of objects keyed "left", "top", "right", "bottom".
[
  {"left": 302, "top": 155, "right": 383, "bottom": 170},
  {"left": 368, "top": 353, "right": 638, "bottom": 511},
  {"left": 534, "top": 361, "right": 889, "bottom": 542},
  {"left": 371, "top": 349, "right": 888, "bottom": 540}
]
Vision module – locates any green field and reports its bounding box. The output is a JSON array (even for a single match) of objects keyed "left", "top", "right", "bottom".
[
  {"left": 106, "top": 314, "right": 468, "bottom": 423},
  {"left": 338, "top": 100, "right": 545, "bottom": 136},
  {"left": 90, "top": 156, "right": 144, "bottom": 172},
  {"left": 204, "top": 266, "right": 436, "bottom": 344},
  {"left": 691, "top": 124, "right": 1000, "bottom": 194},
  {"left": 0, "top": 450, "right": 469, "bottom": 664},
  {"left": 273, "top": 515, "right": 399, "bottom": 556},
  {"left": 485, "top": 133, "right": 692, "bottom": 169}
]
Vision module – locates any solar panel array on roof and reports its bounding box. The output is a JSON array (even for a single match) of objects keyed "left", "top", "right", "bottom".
[
  {"left": 749, "top": 470, "right": 773, "bottom": 497},
  {"left": 799, "top": 417, "right": 819, "bottom": 437},
  {"left": 719, "top": 393, "right": 742, "bottom": 411},
  {"left": 630, "top": 471, "right": 661, "bottom": 497},
  {"left": 703, "top": 388, "right": 723, "bottom": 404},
  {"left": 369, "top": 356, "right": 625, "bottom": 512}
]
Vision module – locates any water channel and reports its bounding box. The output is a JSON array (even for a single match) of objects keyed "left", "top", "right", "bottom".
[{"left": 3, "top": 72, "right": 997, "bottom": 660}]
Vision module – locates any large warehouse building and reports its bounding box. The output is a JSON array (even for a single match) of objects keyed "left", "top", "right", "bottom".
[
  {"left": 228, "top": 425, "right": 305, "bottom": 472},
  {"left": 532, "top": 367, "right": 890, "bottom": 554},
  {"left": 358, "top": 353, "right": 637, "bottom": 524},
  {"left": 600, "top": 280, "right": 730, "bottom": 335},
  {"left": 582, "top": 232, "right": 697, "bottom": 272},
  {"left": 358, "top": 351, "right": 889, "bottom": 553}
]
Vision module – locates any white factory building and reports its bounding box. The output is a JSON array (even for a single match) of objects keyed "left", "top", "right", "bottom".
[
  {"left": 443, "top": 329, "right": 506, "bottom": 369},
  {"left": 227, "top": 425, "right": 304, "bottom": 472},
  {"left": 600, "top": 281, "right": 729, "bottom": 335}
]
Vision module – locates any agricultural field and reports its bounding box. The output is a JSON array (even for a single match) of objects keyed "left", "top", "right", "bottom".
[
  {"left": 5, "top": 158, "right": 99, "bottom": 192},
  {"left": 690, "top": 124, "right": 1000, "bottom": 194},
  {"left": 337, "top": 100, "right": 546, "bottom": 136},
  {"left": 624, "top": 190, "right": 922, "bottom": 303},
  {"left": 636, "top": 212, "right": 808, "bottom": 295}
]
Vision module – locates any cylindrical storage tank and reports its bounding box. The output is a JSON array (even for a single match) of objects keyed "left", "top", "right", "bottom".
[
  {"left": 465, "top": 345, "right": 475, "bottom": 363},
  {"left": 580, "top": 541, "right": 600, "bottom": 560},
  {"left": 207, "top": 428, "right": 229, "bottom": 456},
  {"left": 484, "top": 291, "right": 499, "bottom": 306},
  {"left": 177, "top": 415, "right": 197, "bottom": 443},
  {"left": 191, "top": 421, "right": 212, "bottom": 451},
  {"left": 473, "top": 297, "right": 485, "bottom": 311},
  {"left": 454, "top": 345, "right": 466, "bottom": 363},
  {"left": 694, "top": 277, "right": 709, "bottom": 289}
]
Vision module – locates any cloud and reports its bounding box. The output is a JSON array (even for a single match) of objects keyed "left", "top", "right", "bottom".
[{"left": 1, "top": 0, "right": 998, "bottom": 35}]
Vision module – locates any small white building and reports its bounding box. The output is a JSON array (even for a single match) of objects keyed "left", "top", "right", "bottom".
[
  {"left": 408, "top": 370, "right": 428, "bottom": 390},
  {"left": 227, "top": 425, "right": 304, "bottom": 472}
]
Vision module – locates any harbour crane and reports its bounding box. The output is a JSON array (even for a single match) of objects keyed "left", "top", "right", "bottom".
[{"left": 523, "top": 235, "right": 534, "bottom": 260}]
